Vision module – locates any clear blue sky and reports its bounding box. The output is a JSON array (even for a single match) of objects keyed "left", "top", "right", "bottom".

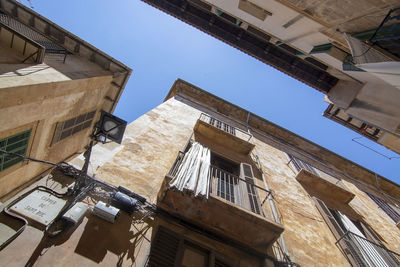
[{"left": 31, "top": 0, "right": 399, "bottom": 183}]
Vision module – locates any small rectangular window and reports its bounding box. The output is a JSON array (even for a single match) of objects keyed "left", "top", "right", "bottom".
[
  {"left": 52, "top": 110, "right": 96, "bottom": 144},
  {"left": 0, "top": 129, "right": 31, "bottom": 172}
]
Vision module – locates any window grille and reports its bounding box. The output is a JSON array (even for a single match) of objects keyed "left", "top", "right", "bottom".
[
  {"left": 52, "top": 110, "right": 96, "bottom": 144},
  {"left": 0, "top": 129, "right": 31, "bottom": 171}
]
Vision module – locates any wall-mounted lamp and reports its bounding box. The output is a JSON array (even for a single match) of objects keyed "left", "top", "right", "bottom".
[{"left": 95, "top": 111, "right": 127, "bottom": 144}]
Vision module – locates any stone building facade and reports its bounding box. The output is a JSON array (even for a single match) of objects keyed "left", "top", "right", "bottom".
[
  {"left": 140, "top": 0, "right": 400, "bottom": 154},
  {"left": 0, "top": 0, "right": 131, "bottom": 198},
  {"left": 1, "top": 79, "right": 399, "bottom": 266}
]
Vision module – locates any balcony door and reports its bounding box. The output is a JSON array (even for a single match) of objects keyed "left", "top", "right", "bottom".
[
  {"left": 314, "top": 197, "right": 400, "bottom": 266},
  {"left": 210, "top": 153, "right": 240, "bottom": 204},
  {"left": 210, "top": 154, "right": 261, "bottom": 215}
]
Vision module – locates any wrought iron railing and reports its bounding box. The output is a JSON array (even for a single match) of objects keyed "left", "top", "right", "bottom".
[
  {"left": 0, "top": 12, "right": 68, "bottom": 62},
  {"left": 336, "top": 231, "right": 400, "bottom": 266},
  {"left": 166, "top": 151, "right": 272, "bottom": 219},
  {"left": 209, "top": 165, "right": 272, "bottom": 218},
  {"left": 199, "top": 113, "right": 252, "bottom": 142},
  {"left": 166, "top": 151, "right": 185, "bottom": 179}
]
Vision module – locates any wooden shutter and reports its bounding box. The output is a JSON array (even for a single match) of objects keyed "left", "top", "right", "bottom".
[
  {"left": 287, "top": 154, "right": 317, "bottom": 175},
  {"left": 313, "top": 197, "right": 364, "bottom": 266},
  {"left": 240, "top": 163, "right": 261, "bottom": 214},
  {"left": 366, "top": 192, "right": 400, "bottom": 224},
  {"left": 0, "top": 129, "right": 31, "bottom": 171},
  {"left": 147, "top": 227, "right": 180, "bottom": 267}
]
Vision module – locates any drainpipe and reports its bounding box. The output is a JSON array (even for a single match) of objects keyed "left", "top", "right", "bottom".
[{"left": 246, "top": 112, "right": 251, "bottom": 133}]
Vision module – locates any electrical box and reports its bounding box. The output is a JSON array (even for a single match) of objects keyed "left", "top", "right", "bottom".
[
  {"left": 93, "top": 201, "right": 120, "bottom": 223},
  {"left": 62, "top": 202, "right": 88, "bottom": 225}
]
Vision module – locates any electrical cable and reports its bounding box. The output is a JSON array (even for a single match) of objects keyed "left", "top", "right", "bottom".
[
  {"left": 1, "top": 146, "right": 156, "bottom": 236},
  {"left": 0, "top": 186, "right": 67, "bottom": 251}
]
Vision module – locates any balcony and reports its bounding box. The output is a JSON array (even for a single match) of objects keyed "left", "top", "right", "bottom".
[
  {"left": 288, "top": 155, "right": 355, "bottom": 205},
  {"left": 194, "top": 113, "right": 255, "bottom": 154},
  {"left": 295, "top": 169, "right": 355, "bottom": 205},
  {"left": 336, "top": 231, "right": 400, "bottom": 266},
  {"left": 159, "top": 152, "right": 284, "bottom": 254}
]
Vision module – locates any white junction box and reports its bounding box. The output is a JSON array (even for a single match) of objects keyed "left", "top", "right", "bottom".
[
  {"left": 62, "top": 202, "right": 88, "bottom": 225},
  {"left": 11, "top": 190, "right": 66, "bottom": 225}
]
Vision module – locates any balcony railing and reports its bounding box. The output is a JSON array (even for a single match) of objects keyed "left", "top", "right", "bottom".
[
  {"left": 166, "top": 152, "right": 272, "bottom": 219},
  {"left": 199, "top": 113, "right": 252, "bottom": 142},
  {"left": 162, "top": 151, "right": 284, "bottom": 253},
  {"left": 210, "top": 165, "right": 271, "bottom": 218},
  {"left": 166, "top": 151, "right": 185, "bottom": 179},
  {"left": 336, "top": 231, "right": 400, "bottom": 267}
]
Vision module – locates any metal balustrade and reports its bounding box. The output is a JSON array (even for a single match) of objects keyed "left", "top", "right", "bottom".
[
  {"left": 336, "top": 231, "right": 400, "bottom": 267},
  {"left": 165, "top": 151, "right": 272, "bottom": 219},
  {"left": 166, "top": 151, "right": 185, "bottom": 179},
  {"left": 199, "top": 113, "right": 252, "bottom": 142}
]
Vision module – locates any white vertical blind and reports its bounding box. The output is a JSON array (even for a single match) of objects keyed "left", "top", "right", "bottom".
[{"left": 337, "top": 212, "right": 389, "bottom": 267}]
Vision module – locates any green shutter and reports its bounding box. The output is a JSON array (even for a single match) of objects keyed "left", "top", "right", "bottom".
[
  {"left": 310, "top": 43, "right": 333, "bottom": 54},
  {"left": 0, "top": 129, "right": 31, "bottom": 171}
]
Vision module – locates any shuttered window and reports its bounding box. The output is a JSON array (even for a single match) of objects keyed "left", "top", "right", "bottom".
[
  {"left": 0, "top": 129, "right": 31, "bottom": 171},
  {"left": 366, "top": 192, "right": 400, "bottom": 224},
  {"left": 147, "top": 227, "right": 180, "bottom": 267},
  {"left": 313, "top": 197, "right": 400, "bottom": 266},
  {"left": 147, "top": 227, "right": 234, "bottom": 267},
  {"left": 287, "top": 154, "right": 317, "bottom": 175},
  {"left": 52, "top": 110, "right": 96, "bottom": 144},
  {"left": 314, "top": 197, "right": 368, "bottom": 266},
  {"left": 240, "top": 163, "right": 261, "bottom": 214}
]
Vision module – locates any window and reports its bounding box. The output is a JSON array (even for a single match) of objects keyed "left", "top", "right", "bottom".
[
  {"left": 0, "top": 129, "right": 31, "bottom": 172},
  {"left": 314, "top": 197, "right": 400, "bottom": 266},
  {"left": 365, "top": 192, "right": 400, "bottom": 224},
  {"left": 210, "top": 153, "right": 261, "bottom": 215},
  {"left": 287, "top": 154, "right": 317, "bottom": 175},
  {"left": 52, "top": 110, "right": 96, "bottom": 144},
  {"left": 147, "top": 227, "right": 235, "bottom": 267},
  {"left": 211, "top": 154, "right": 239, "bottom": 203}
]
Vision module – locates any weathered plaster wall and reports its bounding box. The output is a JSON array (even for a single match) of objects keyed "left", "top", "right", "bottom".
[
  {"left": 67, "top": 95, "right": 267, "bottom": 266},
  {"left": 0, "top": 75, "right": 112, "bottom": 198},
  {"left": 89, "top": 92, "right": 400, "bottom": 265},
  {"left": 92, "top": 96, "right": 200, "bottom": 202},
  {"left": 2, "top": 84, "right": 400, "bottom": 266},
  {"left": 0, "top": 54, "right": 111, "bottom": 89}
]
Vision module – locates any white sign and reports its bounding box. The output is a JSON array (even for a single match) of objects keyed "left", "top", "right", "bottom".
[{"left": 11, "top": 190, "right": 66, "bottom": 225}]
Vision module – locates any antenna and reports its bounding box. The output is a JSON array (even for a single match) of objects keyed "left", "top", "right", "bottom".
[{"left": 352, "top": 137, "right": 400, "bottom": 160}]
